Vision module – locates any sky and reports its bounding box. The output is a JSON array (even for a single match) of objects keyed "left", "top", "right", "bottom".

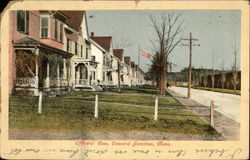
[{"left": 86, "top": 10, "right": 241, "bottom": 72}]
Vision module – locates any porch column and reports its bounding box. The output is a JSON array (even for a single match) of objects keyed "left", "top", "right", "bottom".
[
  {"left": 76, "top": 65, "right": 80, "bottom": 84},
  {"left": 34, "top": 48, "right": 39, "bottom": 96},
  {"left": 63, "top": 59, "right": 67, "bottom": 79},
  {"left": 70, "top": 61, "right": 75, "bottom": 87},
  {"left": 87, "top": 67, "right": 91, "bottom": 85},
  {"left": 57, "top": 63, "right": 60, "bottom": 87},
  {"left": 46, "top": 62, "right": 50, "bottom": 88}
]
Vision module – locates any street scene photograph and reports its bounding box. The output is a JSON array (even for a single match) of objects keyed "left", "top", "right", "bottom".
[{"left": 8, "top": 10, "right": 240, "bottom": 141}]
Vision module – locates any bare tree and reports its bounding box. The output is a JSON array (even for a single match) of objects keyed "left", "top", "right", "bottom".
[
  {"left": 231, "top": 41, "right": 239, "bottom": 90},
  {"left": 148, "top": 11, "right": 183, "bottom": 95},
  {"left": 220, "top": 73, "right": 226, "bottom": 89}
]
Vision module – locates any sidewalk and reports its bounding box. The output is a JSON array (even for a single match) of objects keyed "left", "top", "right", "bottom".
[{"left": 167, "top": 89, "right": 240, "bottom": 141}]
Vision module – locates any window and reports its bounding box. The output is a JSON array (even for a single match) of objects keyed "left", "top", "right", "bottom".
[
  {"left": 103, "top": 56, "right": 105, "bottom": 65},
  {"left": 67, "top": 38, "right": 71, "bottom": 53},
  {"left": 86, "top": 48, "right": 88, "bottom": 59},
  {"left": 17, "top": 10, "right": 29, "bottom": 34},
  {"left": 40, "top": 16, "right": 49, "bottom": 38},
  {"left": 59, "top": 23, "right": 63, "bottom": 42},
  {"left": 75, "top": 42, "right": 78, "bottom": 55},
  {"left": 54, "top": 20, "right": 58, "bottom": 40},
  {"left": 103, "top": 72, "right": 105, "bottom": 81},
  {"left": 93, "top": 71, "right": 96, "bottom": 80},
  {"left": 79, "top": 66, "right": 83, "bottom": 79},
  {"left": 80, "top": 45, "right": 83, "bottom": 57}
]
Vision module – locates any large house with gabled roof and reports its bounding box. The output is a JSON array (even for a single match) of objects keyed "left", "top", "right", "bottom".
[{"left": 9, "top": 10, "right": 146, "bottom": 95}]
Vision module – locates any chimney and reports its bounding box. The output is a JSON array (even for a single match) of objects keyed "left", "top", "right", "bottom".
[{"left": 91, "top": 32, "right": 94, "bottom": 36}]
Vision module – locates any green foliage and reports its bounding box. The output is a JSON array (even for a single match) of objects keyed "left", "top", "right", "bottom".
[
  {"left": 15, "top": 50, "right": 66, "bottom": 78},
  {"left": 16, "top": 51, "right": 36, "bottom": 77},
  {"left": 42, "top": 53, "right": 64, "bottom": 78}
]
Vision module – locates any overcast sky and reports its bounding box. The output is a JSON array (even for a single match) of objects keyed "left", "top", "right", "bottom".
[{"left": 86, "top": 10, "right": 240, "bottom": 72}]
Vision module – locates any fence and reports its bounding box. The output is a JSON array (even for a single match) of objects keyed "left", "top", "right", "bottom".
[{"left": 10, "top": 93, "right": 215, "bottom": 128}]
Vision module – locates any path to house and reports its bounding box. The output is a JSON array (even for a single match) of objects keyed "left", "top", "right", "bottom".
[
  {"left": 168, "top": 86, "right": 240, "bottom": 122},
  {"left": 167, "top": 87, "right": 240, "bottom": 140}
]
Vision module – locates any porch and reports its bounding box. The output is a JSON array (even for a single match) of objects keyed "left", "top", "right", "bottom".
[
  {"left": 13, "top": 37, "right": 73, "bottom": 96},
  {"left": 72, "top": 60, "right": 102, "bottom": 91}
]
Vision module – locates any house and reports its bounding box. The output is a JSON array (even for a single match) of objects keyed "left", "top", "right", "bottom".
[
  {"left": 90, "top": 33, "right": 115, "bottom": 87},
  {"left": 113, "top": 49, "right": 124, "bottom": 87},
  {"left": 123, "top": 56, "right": 132, "bottom": 86},
  {"left": 130, "top": 61, "right": 136, "bottom": 86},
  {"left": 89, "top": 38, "right": 106, "bottom": 86},
  {"left": 137, "top": 67, "right": 145, "bottom": 85},
  {"left": 9, "top": 10, "right": 73, "bottom": 95},
  {"left": 61, "top": 11, "right": 101, "bottom": 91}
]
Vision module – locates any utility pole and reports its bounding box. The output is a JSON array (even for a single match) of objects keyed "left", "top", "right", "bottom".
[{"left": 182, "top": 32, "right": 200, "bottom": 99}]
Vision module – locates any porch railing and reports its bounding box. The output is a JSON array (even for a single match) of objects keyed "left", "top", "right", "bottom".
[
  {"left": 75, "top": 79, "right": 88, "bottom": 85},
  {"left": 14, "top": 77, "right": 36, "bottom": 87},
  {"left": 106, "top": 81, "right": 113, "bottom": 85},
  {"left": 60, "top": 79, "right": 69, "bottom": 87},
  {"left": 50, "top": 79, "right": 58, "bottom": 87}
]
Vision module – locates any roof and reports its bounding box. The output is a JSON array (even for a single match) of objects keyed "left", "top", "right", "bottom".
[
  {"left": 14, "top": 37, "right": 40, "bottom": 44},
  {"left": 60, "top": 11, "right": 84, "bottom": 32},
  {"left": 113, "top": 49, "right": 123, "bottom": 61},
  {"left": 13, "top": 37, "right": 73, "bottom": 58},
  {"left": 124, "top": 56, "right": 131, "bottom": 65},
  {"left": 89, "top": 38, "right": 106, "bottom": 53},
  {"left": 90, "top": 36, "right": 112, "bottom": 52}
]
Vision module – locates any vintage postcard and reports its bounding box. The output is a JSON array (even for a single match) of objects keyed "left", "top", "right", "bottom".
[{"left": 0, "top": 0, "right": 249, "bottom": 159}]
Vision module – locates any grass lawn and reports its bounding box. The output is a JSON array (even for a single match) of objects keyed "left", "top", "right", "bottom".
[
  {"left": 174, "top": 84, "right": 240, "bottom": 95},
  {"left": 9, "top": 95, "right": 220, "bottom": 137},
  {"left": 104, "top": 86, "right": 170, "bottom": 95},
  {"left": 62, "top": 91, "right": 185, "bottom": 108}
]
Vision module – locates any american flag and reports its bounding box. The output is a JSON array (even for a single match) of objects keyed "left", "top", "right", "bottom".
[{"left": 140, "top": 50, "right": 151, "bottom": 58}]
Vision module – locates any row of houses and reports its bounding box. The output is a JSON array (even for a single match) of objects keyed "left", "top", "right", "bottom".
[{"left": 9, "top": 10, "right": 146, "bottom": 95}]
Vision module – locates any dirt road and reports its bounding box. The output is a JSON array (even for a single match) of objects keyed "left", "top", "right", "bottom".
[{"left": 169, "top": 87, "right": 240, "bottom": 122}]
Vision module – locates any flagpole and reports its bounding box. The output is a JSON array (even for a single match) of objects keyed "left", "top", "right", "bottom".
[{"left": 138, "top": 45, "right": 140, "bottom": 67}]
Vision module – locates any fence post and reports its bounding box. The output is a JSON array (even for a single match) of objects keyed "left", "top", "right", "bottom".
[
  {"left": 210, "top": 100, "right": 214, "bottom": 127},
  {"left": 94, "top": 94, "right": 98, "bottom": 118},
  {"left": 38, "top": 91, "right": 42, "bottom": 114},
  {"left": 154, "top": 97, "right": 158, "bottom": 121}
]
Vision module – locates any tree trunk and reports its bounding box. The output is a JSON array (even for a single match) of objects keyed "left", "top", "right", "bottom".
[
  {"left": 211, "top": 75, "right": 215, "bottom": 88},
  {"left": 160, "top": 74, "right": 166, "bottom": 96},
  {"left": 233, "top": 81, "right": 237, "bottom": 90},
  {"left": 222, "top": 81, "right": 225, "bottom": 89}
]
